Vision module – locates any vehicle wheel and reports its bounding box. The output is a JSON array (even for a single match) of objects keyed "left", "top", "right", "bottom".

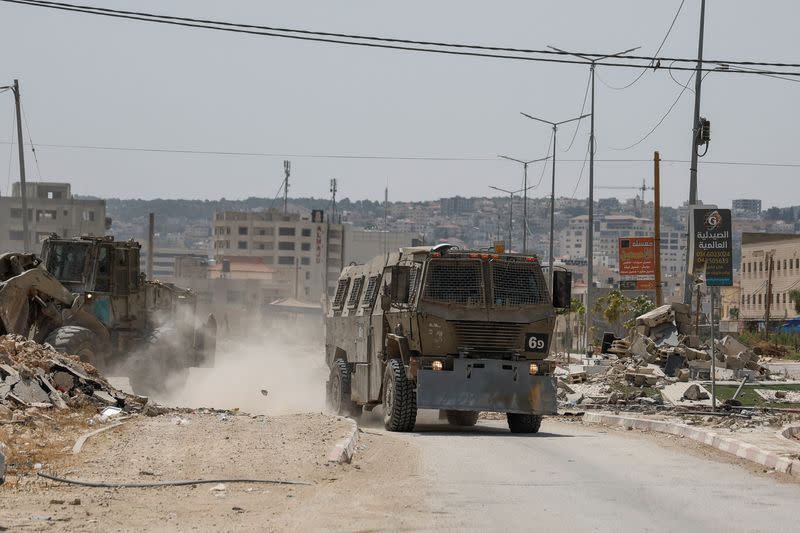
[
  {"left": 382, "top": 359, "right": 417, "bottom": 432},
  {"left": 327, "top": 359, "right": 358, "bottom": 416},
  {"left": 45, "top": 326, "right": 105, "bottom": 370},
  {"left": 445, "top": 410, "right": 480, "bottom": 427},
  {"left": 507, "top": 413, "right": 542, "bottom": 433}
]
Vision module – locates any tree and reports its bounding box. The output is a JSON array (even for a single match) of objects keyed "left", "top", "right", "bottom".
[
  {"left": 729, "top": 307, "right": 740, "bottom": 320},
  {"left": 593, "top": 290, "right": 656, "bottom": 334}
]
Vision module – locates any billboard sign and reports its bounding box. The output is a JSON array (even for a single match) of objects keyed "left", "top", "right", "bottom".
[
  {"left": 691, "top": 208, "right": 733, "bottom": 286},
  {"left": 618, "top": 237, "right": 656, "bottom": 277}
]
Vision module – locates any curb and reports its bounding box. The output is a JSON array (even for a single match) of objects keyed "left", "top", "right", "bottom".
[
  {"left": 584, "top": 412, "right": 800, "bottom": 477},
  {"left": 326, "top": 417, "right": 359, "bottom": 464}
]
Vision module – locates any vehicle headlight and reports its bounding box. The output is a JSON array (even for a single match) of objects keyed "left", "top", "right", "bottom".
[
  {"left": 529, "top": 362, "right": 539, "bottom": 375},
  {"left": 431, "top": 360, "right": 444, "bottom": 371}
]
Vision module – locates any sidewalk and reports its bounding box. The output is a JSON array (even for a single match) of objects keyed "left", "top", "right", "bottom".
[{"left": 583, "top": 411, "right": 800, "bottom": 477}]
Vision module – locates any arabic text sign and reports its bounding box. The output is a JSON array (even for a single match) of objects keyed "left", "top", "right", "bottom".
[
  {"left": 691, "top": 208, "right": 733, "bottom": 286},
  {"left": 618, "top": 237, "right": 656, "bottom": 277}
]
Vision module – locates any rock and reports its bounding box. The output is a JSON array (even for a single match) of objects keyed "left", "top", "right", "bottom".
[
  {"left": 565, "top": 392, "right": 584, "bottom": 405},
  {"left": 683, "top": 384, "right": 710, "bottom": 401},
  {"left": 775, "top": 391, "right": 787, "bottom": 399},
  {"left": 11, "top": 378, "right": 50, "bottom": 404},
  {"left": 91, "top": 390, "right": 118, "bottom": 405},
  {"left": 636, "top": 305, "right": 674, "bottom": 328},
  {"left": 677, "top": 369, "right": 690, "bottom": 382}
]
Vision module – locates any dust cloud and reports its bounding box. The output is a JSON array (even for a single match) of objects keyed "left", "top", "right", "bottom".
[{"left": 155, "top": 324, "right": 329, "bottom": 416}]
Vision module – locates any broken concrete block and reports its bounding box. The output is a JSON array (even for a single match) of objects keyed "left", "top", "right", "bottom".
[
  {"left": 565, "top": 392, "right": 584, "bottom": 404},
  {"left": 724, "top": 352, "right": 749, "bottom": 370},
  {"left": 719, "top": 336, "right": 751, "bottom": 357},
  {"left": 11, "top": 378, "right": 50, "bottom": 405},
  {"left": 557, "top": 381, "right": 575, "bottom": 394},
  {"left": 636, "top": 305, "right": 674, "bottom": 328},
  {"left": 91, "top": 390, "right": 118, "bottom": 405},
  {"left": 683, "top": 384, "right": 710, "bottom": 401},
  {"left": 684, "top": 347, "right": 709, "bottom": 361},
  {"left": 677, "top": 369, "right": 690, "bottom": 382},
  {"left": 651, "top": 323, "right": 680, "bottom": 347},
  {"left": 671, "top": 302, "right": 691, "bottom": 315},
  {"left": 635, "top": 324, "right": 650, "bottom": 337}
]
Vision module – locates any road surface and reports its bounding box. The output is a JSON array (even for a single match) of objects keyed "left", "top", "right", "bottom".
[{"left": 295, "top": 412, "right": 800, "bottom": 532}]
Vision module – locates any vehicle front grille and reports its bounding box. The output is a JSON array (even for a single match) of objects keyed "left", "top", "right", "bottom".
[{"left": 451, "top": 320, "right": 522, "bottom": 353}]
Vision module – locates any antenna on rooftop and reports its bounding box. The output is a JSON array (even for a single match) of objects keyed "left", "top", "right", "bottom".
[{"left": 330, "top": 178, "right": 337, "bottom": 222}]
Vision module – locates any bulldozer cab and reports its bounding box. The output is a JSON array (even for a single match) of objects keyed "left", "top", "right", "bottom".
[{"left": 41, "top": 236, "right": 142, "bottom": 297}]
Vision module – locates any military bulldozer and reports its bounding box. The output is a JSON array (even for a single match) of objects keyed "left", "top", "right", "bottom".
[
  {"left": 0, "top": 235, "right": 216, "bottom": 394},
  {"left": 325, "top": 244, "right": 571, "bottom": 433}
]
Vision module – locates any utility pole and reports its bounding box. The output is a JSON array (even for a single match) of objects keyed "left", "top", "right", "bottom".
[
  {"left": 498, "top": 155, "right": 549, "bottom": 254},
  {"left": 12, "top": 79, "right": 30, "bottom": 252},
  {"left": 654, "top": 152, "right": 663, "bottom": 306},
  {"left": 329, "top": 178, "right": 338, "bottom": 222},
  {"left": 546, "top": 45, "right": 639, "bottom": 351},
  {"left": 520, "top": 112, "right": 589, "bottom": 281},
  {"left": 489, "top": 184, "right": 534, "bottom": 252},
  {"left": 147, "top": 212, "right": 155, "bottom": 279},
  {"left": 283, "top": 160, "right": 291, "bottom": 214},
  {"left": 683, "top": 0, "right": 708, "bottom": 306},
  {"left": 765, "top": 252, "right": 774, "bottom": 339},
  {"left": 383, "top": 185, "right": 388, "bottom": 255}
]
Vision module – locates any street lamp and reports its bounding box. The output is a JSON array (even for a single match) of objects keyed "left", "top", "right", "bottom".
[
  {"left": 519, "top": 112, "right": 590, "bottom": 281},
  {"left": 489, "top": 184, "right": 536, "bottom": 251},
  {"left": 546, "top": 44, "right": 640, "bottom": 351},
  {"left": 497, "top": 155, "right": 550, "bottom": 254}
]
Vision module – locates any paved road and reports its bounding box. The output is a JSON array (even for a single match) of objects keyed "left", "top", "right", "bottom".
[{"left": 386, "top": 413, "right": 800, "bottom": 532}]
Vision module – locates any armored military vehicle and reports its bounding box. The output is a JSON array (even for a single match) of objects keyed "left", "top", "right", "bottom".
[
  {"left": 325, "top": 244, "right": 571, "bottom": 433},
  {"left": 0, "top": 235, "right": 215, "bottom": 393}
]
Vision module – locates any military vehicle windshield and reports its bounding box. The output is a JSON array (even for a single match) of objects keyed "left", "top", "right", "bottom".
[
  {"left": 422, "top": 257, "right": 548, "bottom": 307},
  {"left": 46, "top": 242, "right": 89, "bottom": 284}
]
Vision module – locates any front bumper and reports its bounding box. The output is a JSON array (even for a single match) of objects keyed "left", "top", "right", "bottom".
[{"left": 416, "top": 358, "right": 557, "bottom": 415}]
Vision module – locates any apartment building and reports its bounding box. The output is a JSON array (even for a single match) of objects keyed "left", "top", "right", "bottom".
[
  {"left": 343, "top": 227, "right": 424, "bottom": 265},
  {"left": 212, "top": 208, "right": 344, "bottom": 301},
  {"left": 739, "top": 233, "right": 800, "bottom": 325},
  {"left": 0, "top": 182, "right": 107, "bottom": 252}
]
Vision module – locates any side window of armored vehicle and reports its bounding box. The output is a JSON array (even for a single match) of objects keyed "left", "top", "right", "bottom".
[
  {"left": 95, "top": 245, "right": 112, "bottom": 292},
  {"left": 361, "top": 275, "right": 380, "bottom": 307},
  {"left": 114, "top": 248, "right": 130, "bottom": 295},
  {"left": 347, "top": 276, "right": 364, "bottom": 309},
  {"left": 128, "top": 248, "right": 141, "bottom": 290},
  {"left": 390, "top": 266, "right": 411, "bottom": 304},
  {"left": 332, "top": 278, "right": 350, "bottom": 311}
]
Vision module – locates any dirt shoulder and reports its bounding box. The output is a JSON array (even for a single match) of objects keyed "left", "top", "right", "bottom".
[{"left": 1, "top": 411, "right": 359, "bottom": 532}]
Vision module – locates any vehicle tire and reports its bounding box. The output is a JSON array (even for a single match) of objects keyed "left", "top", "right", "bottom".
[
  {"left": 445, "top": 410, "right": 480, "bottom": 427},
  {"left": 327, "top": 359, "right": 358, "bottom": 417},
  {"left": 507, "top": 413, "right": 542, "bottom": 434},
  {"left": 382, "top": 359, "right": 417, "bottom": 432},
  {"left": 44, "top": 326, "right": 105, "bottom": 370}
]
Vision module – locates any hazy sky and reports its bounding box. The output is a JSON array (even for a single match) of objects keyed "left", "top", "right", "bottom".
[{"left": 1, "top": 1, "right": 798, "bottom": 207}]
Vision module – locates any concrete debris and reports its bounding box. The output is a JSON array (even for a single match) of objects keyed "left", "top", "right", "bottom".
[
  {"left": 683, "top": 384, "right": 710, "bottom": 401},
  {"left": 0, "top": 334, "right": 162, "bottom": 418}
]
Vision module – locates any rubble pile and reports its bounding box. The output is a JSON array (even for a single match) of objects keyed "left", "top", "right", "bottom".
[
  {"left": 558, "top": 303, "right": 781, "bottom": 410},
  {"left": 0, "top": 334, "right": 148, "bottom": 415}
]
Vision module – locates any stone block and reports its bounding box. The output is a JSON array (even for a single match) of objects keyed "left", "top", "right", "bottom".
[
  {"left": 684, "top": 384, "right": 709, "bottom": 401},
  {"left": 636, "top": 304, "right": 674, "bottom": 328}
]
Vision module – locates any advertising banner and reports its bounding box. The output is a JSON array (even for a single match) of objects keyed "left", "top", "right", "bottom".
[
  {"left": 618, "top": 237, "right": 656, "bottom": 277},
  {"left": 691, "top": 208, "right": 733, "bottom": 286}
]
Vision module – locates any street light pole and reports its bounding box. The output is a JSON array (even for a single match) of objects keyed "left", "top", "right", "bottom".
[
  {"left": 547, "top": 45, "right": 639, "bottom": 352},
  {"left": 520, "top": 112, "right": 589, "bottom": 283},
  {"left": 498, "top": 155, "right": 550, "bottom": 254}
]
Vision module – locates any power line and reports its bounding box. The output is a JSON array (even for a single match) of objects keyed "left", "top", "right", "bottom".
[
  {"left": 570, "top": 140, "right": 592, "bottom": 199},
  {"left": 5, "top": 0, "right": 800, "bottom": 77},
  {"left": 601, "top": 0, "right": 686, "bottom": 91},
  {"left": 562, "top": 70, "right": 591, "bottom": 152},
  {"left": 4, "top": 140, "right": 800, "bottom": 169},
  {"left": 20, "top": 101, "right": 42, "bottom": 180}
]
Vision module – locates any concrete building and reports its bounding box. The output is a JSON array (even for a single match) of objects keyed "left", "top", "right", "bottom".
[
  {"left": 0, "top": 182, "right": 107, "bottom": 252},
  {"left": 740, "top": 233, "right": 800, "bottom": 326},
  {"left": 440, "top": 196, "right": 474, "bottom": 215},
  {"left": 212, "top": 208, "right": 343, "bottom": 301},
  {"left": 139, "top": 247, "right": 209, "bottom": 281},
  {"left": 342, "top": 227, "right": 424, "bottom": 265},
  {"left": 732, "top": 199, "right": 762, "bottom": 219}
]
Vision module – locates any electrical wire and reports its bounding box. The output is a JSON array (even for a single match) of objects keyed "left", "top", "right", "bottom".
[
  {"left": 20, "top": 101, "right": 42, "bottom": 180},
  {"left": 601, "top": 0, "right": 685, "bottom": 91},
  {"left": 562, "top": 70, "right": 591, "bottom": 153},
  {"left": 570, "top": 140, "right": 592, "bottom": 199},
  {"left": 531, "top": 132, "right": 554, "bottom": 190},
  {"left": 5, "top": 0, "right": 800, "bottom": 77},
  {"left": 38, "top": 472, "right": 311, "bottom": 488}
]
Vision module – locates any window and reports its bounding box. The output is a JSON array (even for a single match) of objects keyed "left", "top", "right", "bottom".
[
  {"left": 238, "top": 227, "right": 248, "bottom": 236},
  {"left": 37, "top": 210, "right": 57, "bottom": 221},
  {"left": 301, "top": 228, "right": 311, "bottom": 237},
  {"left": 758, "top": 294, "right": 762, "bottom": 305},
  {"left": 301, "top": 242, "right": 311, "bottom": 252},
  {"left": 347, "top": 277, "right": 365, "bottom": 308},
  {"left": 278, "top": 256, "right": 294, "bottom": 265},
  {"left": 279, "top": 227, "right": 296, "bottom": 236},
  {"left": 301, "top": 257, "right": 310, "bottom": 265},
  {"left": 238, "top": 241, "right": 248, "bottom": 250},
  {"left": 361, "top": 275, "right": 380, "bottom": 307},
  {"left": 278, "top": 241, "right": 295, "bottom": 251},
  {"left": 10, "top": 208, "right": 22, "bottom": 218},
  {"left": 305, "top": 271, "right": 311, "bottom": 280},
  {"left": 784, "top": 260, "right": 788, "bottom": 270},
  {"left": 332, "top": 278, "right": 350, "bottom": 309},
  {"left": 114, "top": 248, "right": 130, "bottom": 294},
  {"left": 95, "top": 246, "right": 112, "bottom": 292},
  {"left": 8, "top": 230, "right": 24, "bottom": 241},
  {"left": 83, "top": 210, "right": 95, "bottom": 222}
]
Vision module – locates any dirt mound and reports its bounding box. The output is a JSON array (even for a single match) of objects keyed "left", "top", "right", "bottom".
[{"left": 751, "top": 341, "right": 789, "bottom": 358}]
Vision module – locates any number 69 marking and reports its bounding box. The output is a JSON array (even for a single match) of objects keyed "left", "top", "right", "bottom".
[{"left": 525, "top": 333, "right": 548, "bottom": 353}]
